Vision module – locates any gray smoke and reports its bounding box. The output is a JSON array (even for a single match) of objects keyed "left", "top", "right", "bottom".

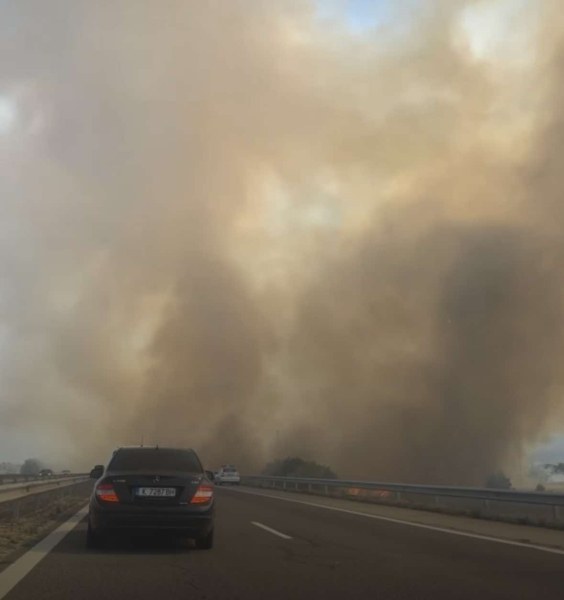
[{"left": 0, "top": 0, "right": 563, "bottom": 482}]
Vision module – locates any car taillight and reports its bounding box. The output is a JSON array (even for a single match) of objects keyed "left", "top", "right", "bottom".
[
  {"left": 191, "top": 484, "right": 214, "bottom": 504},
  {"left": 95, "top": 482, "right": 119, "bottom": 503}
]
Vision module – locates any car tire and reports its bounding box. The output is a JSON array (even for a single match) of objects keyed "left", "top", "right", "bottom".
[
  {"left": 195, "top": 528, "right": 214, "bottom": 550},
  {"left": 86, "top": 521, "right": 105, "bottom": 549}
]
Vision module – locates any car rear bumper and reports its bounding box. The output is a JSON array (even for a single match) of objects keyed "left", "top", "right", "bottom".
[{"left": 89, "top": 503, "right": 214, "bottom": 537}]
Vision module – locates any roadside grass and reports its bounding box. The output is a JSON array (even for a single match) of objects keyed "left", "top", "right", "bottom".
[{"left": 0, "top": 494, "right": 88, "bottom": 567}]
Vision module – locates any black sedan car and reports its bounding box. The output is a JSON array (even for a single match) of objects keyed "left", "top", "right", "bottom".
[{"left": 87, "top": 446, "right": 215, "bottom": 549}]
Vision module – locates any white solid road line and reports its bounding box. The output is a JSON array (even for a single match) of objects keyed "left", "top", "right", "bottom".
[
  {"left": 228, "top": 488, "right": 564, "bottom": 557},
  {"left": 0, "top": 504, "right": 88, "bottom": 600},
  {"left": 251, "top": 521, "right": 293, "bottom": 540}
]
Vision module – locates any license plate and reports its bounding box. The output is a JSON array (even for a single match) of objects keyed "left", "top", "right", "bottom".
[{"left": 135, "top": 487, "right": 176, "bottom": 497}]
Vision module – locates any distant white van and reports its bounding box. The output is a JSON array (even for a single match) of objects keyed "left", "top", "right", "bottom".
[{"left": 216, "top": 465, "right": 240, "bottom": 485}]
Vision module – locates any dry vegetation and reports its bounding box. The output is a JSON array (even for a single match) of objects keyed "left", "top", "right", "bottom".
[{"left": 0, "top": 495, "right": 87, "bottom": 565}]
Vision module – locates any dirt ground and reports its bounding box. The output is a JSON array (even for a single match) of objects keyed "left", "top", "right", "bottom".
[{"left": 0, "top": 495, "right": 88, "bottom": 565}]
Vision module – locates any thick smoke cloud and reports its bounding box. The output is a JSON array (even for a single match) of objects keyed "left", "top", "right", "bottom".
[
  {"left": 0, "top": 1, "right": 563, "bottom": 483},
  {"left": 286, "top": 223, "right": 563, "bottom": 484}
]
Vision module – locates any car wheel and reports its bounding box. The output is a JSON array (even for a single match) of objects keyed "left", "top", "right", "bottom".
[
  {"left": 86, "top": 521, "right": 105, "bottom": 549},
  {"left": 195, "top": 528, "right": 214, "bottom": 550}
]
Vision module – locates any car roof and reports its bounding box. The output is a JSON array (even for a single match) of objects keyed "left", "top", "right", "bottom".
[{"left": 113, "top": 446, "right": 196, "bottom": 453}]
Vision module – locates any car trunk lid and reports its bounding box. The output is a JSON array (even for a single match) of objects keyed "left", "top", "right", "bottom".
[{"left": 104, "top": 470, "right": 203, "bottom": 505}]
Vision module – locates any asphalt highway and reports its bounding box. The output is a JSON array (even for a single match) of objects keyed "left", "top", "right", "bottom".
[{"left": 1, "top": 486, "right": 563, "bottom": 600}]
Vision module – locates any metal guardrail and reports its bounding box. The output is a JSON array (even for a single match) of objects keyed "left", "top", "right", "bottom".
[
  {"left": 242, "top": 475, "right": 564, "bottom": 505},
  {"left": 0, "top": 479, "right": 93, "bottom": 523},
  {"left": 0, "top": 473, "right": 85, "bottom": 485},
  {"left": 242, "top": 475, "right": 564, "bottom": 527},
  {"left": 0, "top": 475, "right": 89, "bottom": 499}
]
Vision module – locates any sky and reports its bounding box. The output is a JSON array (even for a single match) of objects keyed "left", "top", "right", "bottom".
[
  {"left": 316, "top": 0, "right": 395, "bottom": 32},
  {"left": 530, "top": 436, "right": 564, "bottom": 464},
  {"left": 1, "top": 0, "right": 564, "bottom": 480}
]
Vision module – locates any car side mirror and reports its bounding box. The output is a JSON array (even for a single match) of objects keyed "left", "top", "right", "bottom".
[
  {"left": 205, "top": 470, "right": 215, "bottom": 482},
  {"left": 90, "top": 465, "right": 104, "bottom": 479}
]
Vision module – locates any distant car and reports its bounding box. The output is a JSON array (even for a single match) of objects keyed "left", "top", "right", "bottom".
[
  {"left": 87, "top": 446, "right": 215, "bottom": 549},
  {"left": 90, "top": 464, "right": 104, "bottom": 479},
  {"left": 39, "top": 468, "right": 53, "bottom": 477},
  {"left": 216, "top": 465, "right": 240, "bottom": 485},
  {"left": 61, "top": 470, "right": 71, "bottom": 475}
]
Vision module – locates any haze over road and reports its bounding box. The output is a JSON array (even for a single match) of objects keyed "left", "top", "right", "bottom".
[{"left": 1, "top": 487, "right": 563, "bottom": 600}]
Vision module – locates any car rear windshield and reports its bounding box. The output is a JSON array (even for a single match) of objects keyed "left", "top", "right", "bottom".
[
  {"left": 223, "top": 467, "right": 237, "bottom": 473},
  {"left": 108, "top": 449, "right": 203, "bottom": 473}
]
